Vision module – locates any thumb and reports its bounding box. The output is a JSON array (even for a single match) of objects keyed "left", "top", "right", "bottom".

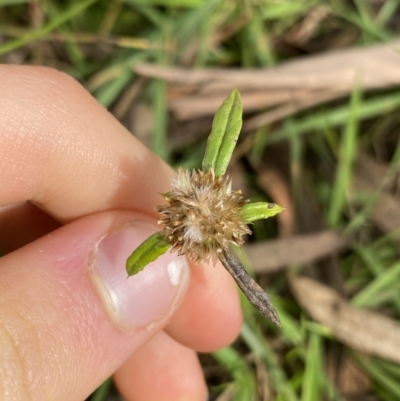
[{"left": 0, "top": 211, "right": 189, "bottom": 401}]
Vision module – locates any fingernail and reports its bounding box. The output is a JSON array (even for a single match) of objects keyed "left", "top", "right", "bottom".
[{"left": 91, "top": 222, "right": 189, "bottom": 329}]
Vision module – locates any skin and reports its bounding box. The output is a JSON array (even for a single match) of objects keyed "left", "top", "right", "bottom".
[{"left": 0, "top": 65, "right": 243, "bottom": 401}]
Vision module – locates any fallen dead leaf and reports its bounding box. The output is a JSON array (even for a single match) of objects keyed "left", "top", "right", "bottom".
[
  {"left": 290, "top": 276, "right": 400, "bottom": 364},
  {"left": 243, "top": 230, "right": 349, "bottom": 273}
]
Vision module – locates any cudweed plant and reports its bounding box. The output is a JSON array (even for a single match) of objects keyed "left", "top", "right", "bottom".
[{"left": 126, "top": 90, "right": 284, "bottom": 326}]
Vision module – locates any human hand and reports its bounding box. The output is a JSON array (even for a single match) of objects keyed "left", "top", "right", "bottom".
[{"left": 0, "top": 65, "right": 243, "bottom": 401}]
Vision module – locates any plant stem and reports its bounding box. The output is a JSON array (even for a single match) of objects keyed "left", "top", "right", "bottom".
[{"left": 219, "top": 251, "right": 281, "bottom": 327}]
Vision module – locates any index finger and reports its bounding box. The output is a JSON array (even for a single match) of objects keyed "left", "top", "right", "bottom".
[{"left": 0, "top": 65, "right": 173, "bottom": 222}]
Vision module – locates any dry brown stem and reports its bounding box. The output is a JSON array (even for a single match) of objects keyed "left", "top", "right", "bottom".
[
  {"left": 134, "top": 40, "right": 400, "bottom": 125},
  {"left": 219, "top": 251, "right": 281, "bottom": 327}
]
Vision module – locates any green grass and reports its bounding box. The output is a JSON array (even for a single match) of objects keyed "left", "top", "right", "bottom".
[
  {"left": 1, "top": 1, "right": 400, "bottom": 400},
  {"left": 327, "top": 82, "right": 361, "bottom": 228}
]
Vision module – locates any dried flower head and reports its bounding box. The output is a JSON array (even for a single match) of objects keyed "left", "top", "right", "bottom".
[
  {"left": 126, "top": 89, "right": 284, "bottom": 326},
  {"left": 155, "top": 167, "right": 251, "bottom": 264}
]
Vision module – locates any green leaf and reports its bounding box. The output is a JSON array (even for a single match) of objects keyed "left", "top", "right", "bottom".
[
  {"left": 126, "top": 232, "right": 170, "bottom": 276},
  {"left": 202, "top": 89, "right": 243, "bottom": 177},
  {"left": 240, "top": 202, "right": 285, "bottom": 222}
]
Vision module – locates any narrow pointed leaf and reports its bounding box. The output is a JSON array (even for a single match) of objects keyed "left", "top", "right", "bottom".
[
  {"left": 241, "top": 202, "right": 285, "bottom": 222},
  {"left": 202, "top": 89, "right": 243, "bottom": 177},
  {"left": 126, "top": 232, "right": 170, "bottom": 276}
]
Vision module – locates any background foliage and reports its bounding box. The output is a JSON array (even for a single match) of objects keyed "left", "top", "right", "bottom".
[{"left": 1, "top": 1, "right": 400, "bottom": 400}]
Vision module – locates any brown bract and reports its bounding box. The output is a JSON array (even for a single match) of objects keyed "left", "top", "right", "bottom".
[{"left": 156, "top": 168, "right": 251, "bottom": 264}]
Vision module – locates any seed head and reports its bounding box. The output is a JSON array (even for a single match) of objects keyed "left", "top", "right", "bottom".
[{"left": 156, "top": 168, "right": 251, "bottom": 264}]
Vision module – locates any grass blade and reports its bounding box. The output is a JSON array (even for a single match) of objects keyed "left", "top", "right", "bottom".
[
  {"left": 0, "top": 0, "right": 99, "bottom": 55},
  {"left": 212, "top": 347, "right": 256, "bottom": 401},
  {"left": 268, "top": 92, "right": 400, "bottom": 145},
  {"left": 351, "top": 261, "right": 400, "bottom": 308},
  {"left": 241, "top": 323, "right": 300, "bottom": 401},
  {"left": 301, "top": 332, "right": 322, "bottom": 401},
  {"left": 94, "top": 70, "right": 134, "bottom": 108},
  {"left": 328, "top": 82, "right": 361, "bottom": 227},
  {"left": 354, "top": 353, "right": 400, "bottom": 399},
  {"left": 152, "top": 78, "right": 168, "bottom": 160}
]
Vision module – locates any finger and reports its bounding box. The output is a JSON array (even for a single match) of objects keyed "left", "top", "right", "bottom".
[
  {"left": 166, "top": 260, "right": 243, "bottom": 352},
  {"left": 0, "top": 202, "right": 60, "bottom": 254},
  {"left": 0, "top": 204, "right": 243, "bottom": 353},
  {"left": 0, "top": 65, "right": 243, "bottom": 352},
  {"left": 0, "top": 211, "right": 191, "bottom": 401},
  {"left": 0, "top": 65, "right": 173, "bottom": 221},
  {"left": 114, "top": 331, "right": 208, "bottom": 401}
]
